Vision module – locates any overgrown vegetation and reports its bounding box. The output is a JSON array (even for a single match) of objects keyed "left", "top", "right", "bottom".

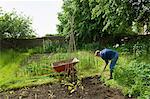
[
  {"left": 111, "top": 40, "right": 150, "bottom": 98},
  {"left": 1, "top": 43, "right": 149, "bottom": 98},
  {"left": 1, "top": 0, "right": 149, "bottom": 98},
  {"left": 0, "top": 50, "right": 104, "bottom": 92},
  {"left": 114, "top": 60, "right": 150, "bottom": 98}
]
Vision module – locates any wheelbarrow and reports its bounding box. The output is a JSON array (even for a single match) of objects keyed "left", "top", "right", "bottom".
[
  {"left": 51, "top": 58, "right": 79, "bottom": 82},
  {"left": 52, "top": 58, "right": 79, "bottom": 72}
]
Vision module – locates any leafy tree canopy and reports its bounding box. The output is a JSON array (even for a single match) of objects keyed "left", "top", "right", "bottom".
[
  {"left": 0, "top": 7, "right": 36, "bottom": 39},
  {"left": 57, "top": 0, "right": 150, "bottom": 43}
]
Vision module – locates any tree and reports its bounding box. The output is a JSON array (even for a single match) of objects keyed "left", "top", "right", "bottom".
[
  {"left": 91, "top": 0, "right": 136, "bottom": 35},
  {"left": 57, "top": 0, "right": 150, "bottom": 43},
  {"left": 57, "top": 0, "right": 103, "bottom": 43},
  {"left": 0, "top": 8, "right": 35, "bottom": 39},
  {"left": 91, "top": 0, "right": 150, "bottom": 34},
  {"left": 129, "top": 0, "right": 150, "bottom": 33}
]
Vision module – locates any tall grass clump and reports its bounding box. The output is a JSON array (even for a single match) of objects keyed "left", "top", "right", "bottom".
[
  {"left": 20, "top": 51, "right": 104, "bottom": 79},
  {"left": 0, "top": 50, "right": 29, "bottom": 91}
]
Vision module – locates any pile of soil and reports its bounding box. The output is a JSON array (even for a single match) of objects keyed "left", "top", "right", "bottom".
[{"left": 0, "top": 76, "right": 135, "bottom": 99}]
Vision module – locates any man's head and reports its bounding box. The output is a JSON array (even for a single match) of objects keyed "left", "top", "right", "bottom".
[{"left": 95, "top": 50, "right": 100, "bottom": 56}]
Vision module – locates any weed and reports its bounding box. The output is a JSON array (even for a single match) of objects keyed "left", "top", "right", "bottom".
[{"left": 114, "top": 60, "right": 150, "bottom": 98}]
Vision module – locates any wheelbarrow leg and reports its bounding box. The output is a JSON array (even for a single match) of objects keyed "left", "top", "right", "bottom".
[
  {"left": 62, "top": 64, "right": 78, "bottom": 83},
  {"left": 69, "top": 66, "right": 77, "bottom": 83}
]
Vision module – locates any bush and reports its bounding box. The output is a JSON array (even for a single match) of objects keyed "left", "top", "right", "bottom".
[
  {"left": 114, "top": 60, "right": 150, "bottom": 98},
  {"left": 43, "top": 40, "right": 67, "bottom": 53},
  {"left": 77, "top": 42, "right": 103, "bottom": 51},
  {"left": 116, "top": 39, "right": 150, "bottom": 56},
  {"left": 133, "top": 42, "right": 148, "bottom": 57}
]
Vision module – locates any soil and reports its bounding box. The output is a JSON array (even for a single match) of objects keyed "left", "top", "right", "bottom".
[{"left": 0, "top": 75, "right": 136, "bottom": 99}]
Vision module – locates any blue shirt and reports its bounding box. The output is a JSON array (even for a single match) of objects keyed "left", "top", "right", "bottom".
[{"left": 99, "top": 48, "right": 118, "bottom": 64}]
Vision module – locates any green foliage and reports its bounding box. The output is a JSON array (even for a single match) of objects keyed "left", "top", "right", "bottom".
[
  {"left": 43, "top": 40, "right": 67, "bottom": 53},
  {"left": 27, "top": 41, "right": 67, "bottom": 54},
  {"left": 57, "top": 0, "right": 150, "bottom": 44},
  {"left": 129, "top": 0, "right": 150, "bottom": 23},
  {"left": 0, "top": 50, "right": 59, "bottom": 91},
  {"left": 114, "top": 60, "right": 150, "bottom": 98},
  {"left": 0, "top": 50, "right": 30, "bottom": 91},
  {"left": 0, "top": 8, "right": 35, "bottom": 39},
  {"left": 78, "top": 42, "right": 101, "bottom": 51},
  {"left": 0, "top": 49, "right": 149, "bottom": 99},
  {"left": 133, "top": 42, "right": 147, "bottom": 57},
  {"left": 57, "top": 0, "right": 104, "bottom": 43},
  {"left": 132, "top": 22, "right": 141, "bottom": 33},
  {"left": 91, "top": 0, "right": 133, "bottom": 34},
  {"left": 116, "top": 36, "right": 150, "bottom": 56},
  {"left": 28, "top": 47, "right": 44, "bottom": 54},
  {"left": 26, "top": 51, "right": 103, "bottom": 77},
  {"left": 0, "top": 50, "right": 104, "bottom": 91}
]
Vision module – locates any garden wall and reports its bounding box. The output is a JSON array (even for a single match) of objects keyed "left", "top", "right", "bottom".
[
  {"left": 0, "top": 35, "right": 150, "bottom": 50},
  {"left": 0, "top": 36, "right": 65, "bottom": 49}
]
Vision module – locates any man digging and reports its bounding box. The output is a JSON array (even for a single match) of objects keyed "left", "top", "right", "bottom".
[{"left": 95, "top": 48, "right": 119, "bottom": 79}]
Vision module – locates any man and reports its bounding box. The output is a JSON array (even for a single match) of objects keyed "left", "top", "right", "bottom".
[{"left": 95, "top": 48, "right": 119, "bottom": 79}]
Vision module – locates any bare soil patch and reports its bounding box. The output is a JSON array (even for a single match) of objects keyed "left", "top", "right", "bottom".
[{"left": 0, "top": 76, "right": 136, "bottom": 99}]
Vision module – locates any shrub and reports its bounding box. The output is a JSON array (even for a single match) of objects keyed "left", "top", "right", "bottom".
[{"left": 114, "top": 60, "right": 150, "bottom": 98}]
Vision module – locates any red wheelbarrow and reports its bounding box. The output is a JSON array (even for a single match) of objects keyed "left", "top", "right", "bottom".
[
  {"left": 52, "top": 58, "right": 79, "bottom": 73},
  {"left": 51, "top": 58, "right": 79, "bottom": 82}
]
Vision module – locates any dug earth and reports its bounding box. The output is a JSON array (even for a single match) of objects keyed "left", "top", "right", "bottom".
[{"left": 0, "top": 76, "right": 136, "bottom": 99}]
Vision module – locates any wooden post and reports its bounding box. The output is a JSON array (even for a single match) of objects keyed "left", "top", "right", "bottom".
[{"left": 68, "top": 15, "right": 76, "bottom": 53}]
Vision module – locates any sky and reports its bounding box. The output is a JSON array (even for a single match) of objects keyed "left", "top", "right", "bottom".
[{"left": 0, "top": 0, "right": 63, "bottom": 37}]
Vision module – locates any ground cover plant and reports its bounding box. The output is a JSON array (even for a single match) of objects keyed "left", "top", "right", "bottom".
[
  {"left": 113, "top": 40, "right": 150, "bottom": 98},
  {"left": 114, "top": 60, "right": 150, "bottom": 98}
]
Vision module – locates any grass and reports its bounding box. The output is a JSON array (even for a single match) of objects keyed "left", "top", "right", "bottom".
[
  {"left": 4, "top": 76, "right": 57, "bottom": 90},
  {"left": 20, "top": 51, "right": 105, "bottom": 78},
  {"left": 0, "top": 50, "right": 54, "bottom": 91},
  {"left": 0, "top": 51, "right": 60, "bottom": 91},
  {"left": 0, "top": 50, "right": 104, "bottom": 91},
  {"left": 0, "top": 50, "right": 134, "bottom": 91},
  {"left": 0, "top": 49, "right": 149, "bottom": 98},
  {"left": 0, "top": 50, "right": 28, "bottom": 82},
  {"left": 0, "top": 50, "right": 29, "bottom": 91},
  {"left": 0, "top": 50, "right": 131, "bottom": 91}
]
